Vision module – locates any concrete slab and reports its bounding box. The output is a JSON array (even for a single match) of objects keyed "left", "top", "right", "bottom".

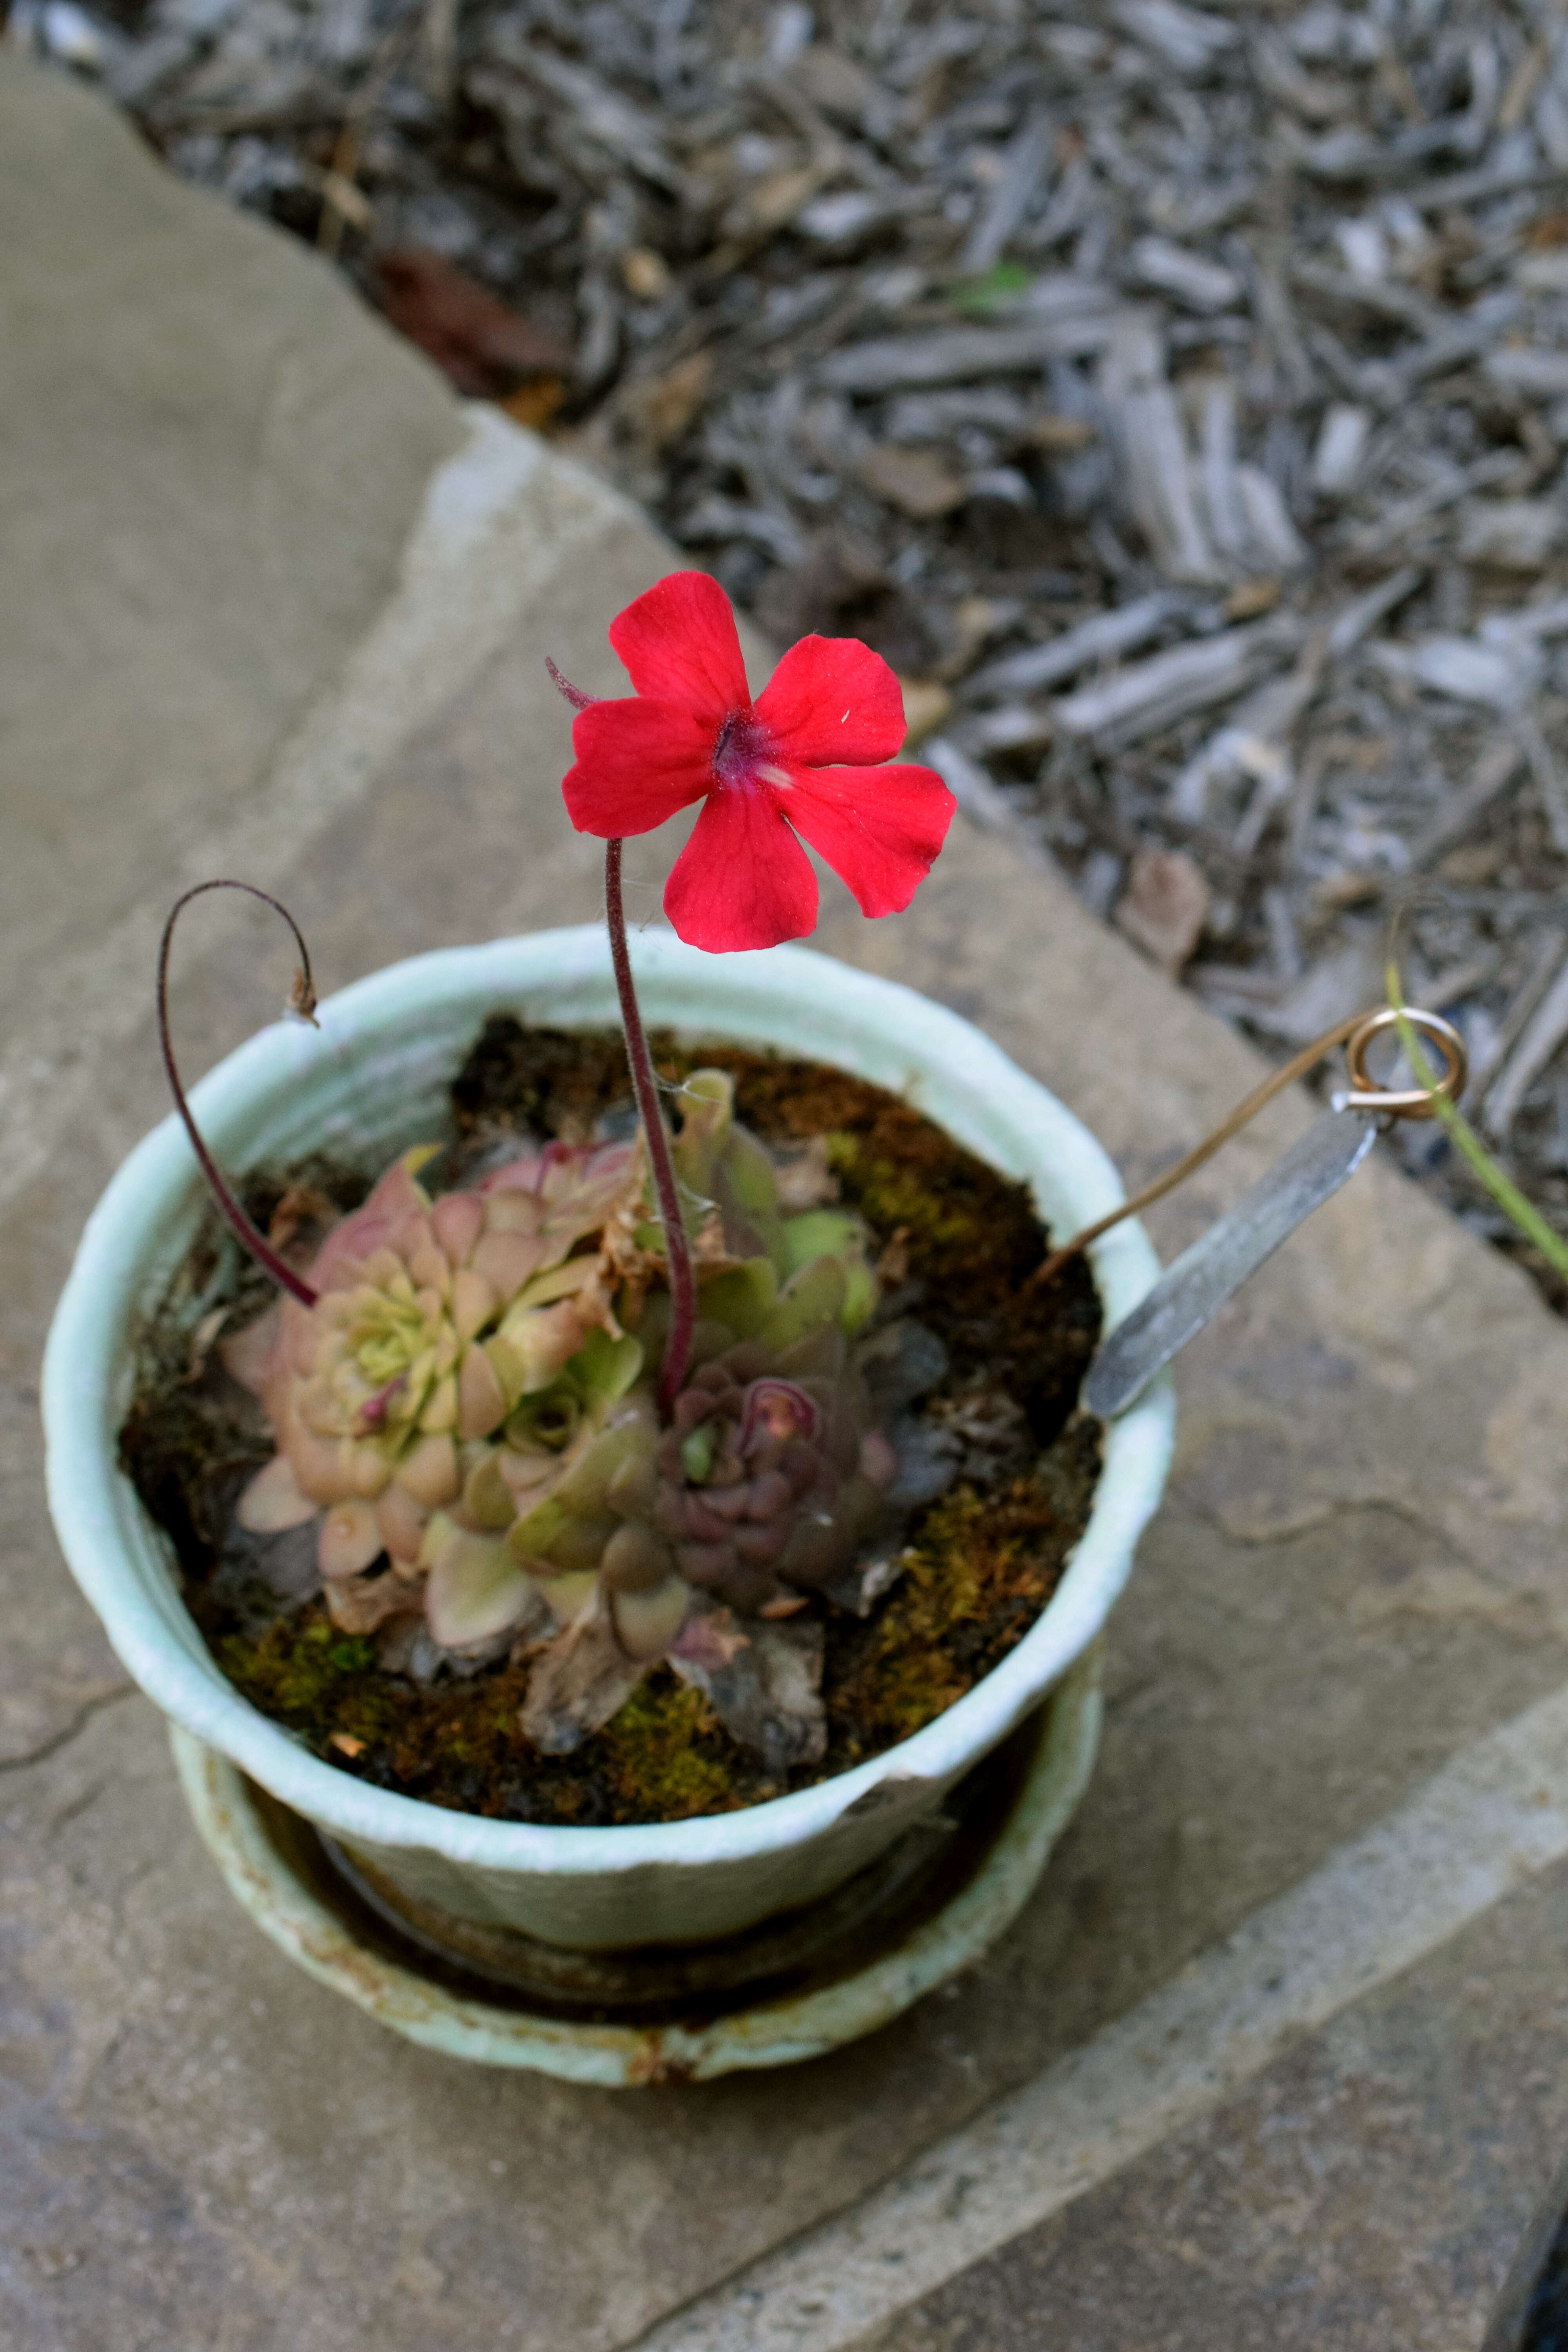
[
  {"left": 863, "top": 1858, "right": 1568, "bottom": 2352},
  {"left": 4, "top": 50, "right": 1568, "bottom": 2352},
  {"left": 640, "top": 1680, "right": 1568, "bottom": 2352},
  {"left": 0, "top": 54, "right": 459, "bottom": 1022}
]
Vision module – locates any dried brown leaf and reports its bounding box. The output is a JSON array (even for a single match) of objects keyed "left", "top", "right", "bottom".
[{"left": 374, "top": 250, "right": 572, "bottom": 399}]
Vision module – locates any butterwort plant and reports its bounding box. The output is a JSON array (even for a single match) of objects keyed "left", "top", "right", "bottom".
[
  {"left": 158, "top": 576, "right": 959, "bottom": 1769},
  {"left": 553, "top": 568, "right": 955, "bottom": 1414}
]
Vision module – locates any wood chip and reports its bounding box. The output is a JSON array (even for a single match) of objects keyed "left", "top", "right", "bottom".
[
  {"left": 1054, "top": 618, "right": 1303, "bottom": 749},
  {"left": 922, "top": 735, "right": 1049, "bottom": 867},
  {"left": 77, "top": 0, "right": 1568, "bottom": 1309},
  {"left": 857, "top": 444, "right": 967, "bottom": 519},
  {"left": 1456, "top": 500, "right": 1565, "bottom": 571},
  {"left": 966, "top": 592, "right": 1190, "bottom": 699},
  {"left": 1114, "top": 847, "right": 1211, "bottom": 973},
  {"left": 1485, "top": 944, "right": 1568, "bottom": 1138},
  {"left": 818, "top": 318, "right": 1122, "bottom": 394},
  {"left": 897, "top": 679, "right": 953, "bottom": 748},
  {"left": 1127, "top": 236, "right": 1242, "bottom": 312},
  {"left": 373, "top": 250, "right": 570, "bottom": 398},
  {"left": 620, "top": 352, "right": 715, "bottom": 455}
]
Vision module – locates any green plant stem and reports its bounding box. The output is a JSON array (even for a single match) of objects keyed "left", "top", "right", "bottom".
[{"left": 1386, "top": 957, "right": 1568, "bottom": 1281}]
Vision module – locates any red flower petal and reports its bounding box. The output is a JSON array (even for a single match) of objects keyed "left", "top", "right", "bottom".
[
  {"left": 608, "top": 571, "right": 751, "bottom": 726},
  {"left": 663, "top": 784, "right": 819, "bottom": 952},
  {"left": 775, "top": 761, "right": 957, "bottom": 919},
  {"left": 562, "top": 698, "right": 714, "bottom": 837},
  {"left": 753, "top": 635, "right": 906, "bottom": 766}
]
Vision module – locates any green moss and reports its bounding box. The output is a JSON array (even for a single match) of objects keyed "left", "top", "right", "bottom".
[
  {"left": 824, "top": 1132, "right": 984, "bottom": 1256},
  {"left": 824, "top": 1444, "right": 1100, "bottom": 1765},
  {"left": 219, "top": 1612, "right": 392, "bottom": 1742},
  {"left": 598, "top": 1675, "right": 746, "bottom": 1820},
  {"left": 222, "top": 1615, "right": 344, "bottom": 1714},
  {"left": 385, "top": 1677, "right": 522, "bottom": 1788}
]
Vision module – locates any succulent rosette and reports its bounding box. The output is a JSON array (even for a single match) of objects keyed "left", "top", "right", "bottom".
[
  {"left": 225, "top": 1066, "right": 944, "bottom": 1760},
  {"left": 228, "top": 1137, "right": 641, "bottom": 1631}
]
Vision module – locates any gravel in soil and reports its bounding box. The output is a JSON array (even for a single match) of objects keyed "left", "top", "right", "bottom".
[{"left": 118, "top": 1015, "right": 1103, "bottom": 1824}]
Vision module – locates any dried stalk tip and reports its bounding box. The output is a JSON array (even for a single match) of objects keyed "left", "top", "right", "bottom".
[
  {"left": 157, "top": 880, "right": 322, "bottom": 1309},
  {"left": 545, "top": 656, "right": 596, "bottom": 711}
]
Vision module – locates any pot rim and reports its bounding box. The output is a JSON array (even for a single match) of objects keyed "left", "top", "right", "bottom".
[{"left": 44, "top": 927, "right": 1174, "bottom": 1877}]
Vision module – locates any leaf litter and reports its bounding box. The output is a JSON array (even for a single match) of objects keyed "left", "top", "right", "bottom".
[{"left": 20, "top": 0, "right": 1568, "bottom": 1305}]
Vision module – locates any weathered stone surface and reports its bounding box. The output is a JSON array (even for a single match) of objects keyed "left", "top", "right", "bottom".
[
  {"left": 0, "top": 1373, "right": 124, "bottom": 1769},
  {"left": 5, "top": 49, "right": 1568, "bottom": 2352},
  {"left": 866, "top": 1857, "right": 1568, "bottom": 2352},
  {"left": 0, "top": 54, "right": 460, "bottom": 1019}
]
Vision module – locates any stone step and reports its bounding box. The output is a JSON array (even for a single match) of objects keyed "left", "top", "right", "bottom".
[{"left": 4, "top": 51, "right": 1565, "bottom": 2352}]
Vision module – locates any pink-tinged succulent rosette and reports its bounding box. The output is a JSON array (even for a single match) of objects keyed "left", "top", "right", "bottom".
[{"left": 228, "top": 1140, "right": 639, "bottom": 1625}]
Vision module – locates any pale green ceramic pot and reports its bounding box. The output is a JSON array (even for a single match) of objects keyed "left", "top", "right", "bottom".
[
  {"left": 43, "top": 928, "right": 1174, "bottom": 1954},
  {"left": 168, "top": 1642, "right": 1105, "bottom": 2082}
]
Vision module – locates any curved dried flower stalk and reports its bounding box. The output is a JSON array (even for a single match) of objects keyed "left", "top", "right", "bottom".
[{"left": 158, "top": 880, "right": 320, "bottom": 1308}]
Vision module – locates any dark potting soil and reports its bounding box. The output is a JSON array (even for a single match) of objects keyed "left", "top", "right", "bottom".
[{"left": 119, "top": 1016, "right": 1103, "bottom": 1826}]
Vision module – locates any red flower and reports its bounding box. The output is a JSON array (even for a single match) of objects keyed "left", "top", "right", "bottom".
[{"left": 560, "top": 572, "right": 956, "bottom": 953}]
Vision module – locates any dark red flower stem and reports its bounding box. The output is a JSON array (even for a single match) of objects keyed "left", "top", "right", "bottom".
[
  {"left": 604, "top": 841, "right": 695, "bottom": 1418},
  {"left": 548, "top": 660, "right": 696, "bottom": 1415},
  {"left": 157, "top": 880, "right": 319, "bottom": 1308}
]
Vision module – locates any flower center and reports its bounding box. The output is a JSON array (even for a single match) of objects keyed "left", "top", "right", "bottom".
[{"left": 712, "top": 709, "right": 774, "bottom": 789}]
